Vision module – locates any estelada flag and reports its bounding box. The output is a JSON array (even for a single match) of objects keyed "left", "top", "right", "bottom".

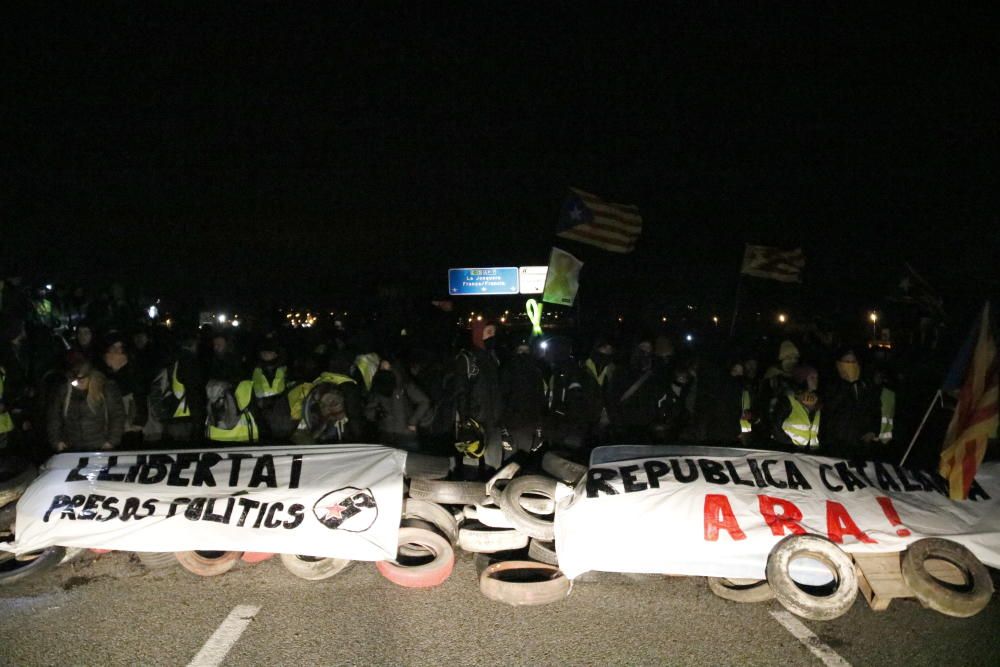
[
  {"left": 740, "top": 245, "right": 805, "bottom": 283},
  {"left": 557, "top": 188, "right": 642, "bottom": 253},
  {"left": 939, "top": 302, "right": 999, "bottom": 500}
]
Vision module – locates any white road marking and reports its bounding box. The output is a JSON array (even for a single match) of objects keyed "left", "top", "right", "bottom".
[
  {"left": 187, "top": 604, "right": 261, "bottom": 667},
  {"left": 770, "top": 610, "right": 852, "bottom": 667}
]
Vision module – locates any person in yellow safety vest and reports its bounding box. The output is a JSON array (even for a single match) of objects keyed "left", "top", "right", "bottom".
[
  {"left": 163, "top": 332, "right": 206, "bottom": 444},
  {"left": 252, "top": 348, "right": 287, "bottom": 399},
  {"left": 0, "top": 366, "right": 15, "bottom": 450},
  {"left": 352, "top": 352, "right": 380, "bottom": 393},
  {"left": 873, "top": 366, "right": 896, "bottom": 443},
  {"left": 581, "top": 341, "right": 615, "bottom": 445},
  {"left": 207, "top": 380, "right": 258, "bottom": 442},
  {"left": 771, "top": 365, "right": 821, "bottom": 450},
  {"left": 289, "top": 350, "right": 365, "bottom": 434}
]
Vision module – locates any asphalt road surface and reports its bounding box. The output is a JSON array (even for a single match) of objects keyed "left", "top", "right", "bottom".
[{"left": 1, "top": 552, "right": 998, "bottom": 667}]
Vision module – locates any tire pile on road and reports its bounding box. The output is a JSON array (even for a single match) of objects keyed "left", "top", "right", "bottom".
[
  {"left": 127, "top": 451, "right": 586, "bottom": 607},
  {"left": 374, "top": 451, "right": 587, "bottom": 606}
]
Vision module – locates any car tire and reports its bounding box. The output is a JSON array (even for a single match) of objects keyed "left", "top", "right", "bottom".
[
  {"left": 766, "top": 534, "right": 858, "bottom": 621},
  {"left": 136, "top": 551, "right": 178, "bottom": 569},
  {"left": 901, "top": 538, "right": 994, "bottom": 618},
  {"left": 458, "top": 521, "right": 529, "bottom": 553},
  {"left": 402, "top": 498, "right": 459, "bottom": 545},
  {"left": 404, "top": 453, "right": 452, "bottom": 480},
  {"left": 0, "top": 546, "right": 66, "bottom": 586},
  {"left": 528, "top": 539, "right": 559, "bottom": 566},
  {"left": 541, "top": 452, "right": 586, "bottom": 485},
  {"left": 496, "top": 475, "right": 557, "bottom": 540},
  {"left": 408, "top": 479, "right": 487, "bottom": 506},
  {"left": 280, "top": 553, "right": 354, "bottom": 581},
  {"left": 707, "top": 577, "right": 775, "bottom": 603},
  {"left": 479, "top": 560, "right": 571, "bottom": 606},
  {"left": 175, "top": 550, "right": 242, "bottom": 577},
  {"left": 473, "top": 503, "right": 516, "bottom": 529},
  {"left": 376, "top": 526, "right": 454, "bottom": 588}
]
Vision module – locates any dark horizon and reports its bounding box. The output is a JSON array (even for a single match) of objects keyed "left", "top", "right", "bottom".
[{"left": 3, "top": 4, "right": 997, "bottom": 320}]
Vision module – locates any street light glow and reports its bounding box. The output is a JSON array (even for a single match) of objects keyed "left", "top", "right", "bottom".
[{"left": 777, "top": 313, "right": 787, "bottom": 324}]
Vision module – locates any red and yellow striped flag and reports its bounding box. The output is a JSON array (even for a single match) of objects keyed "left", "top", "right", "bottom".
[{"left": 939, "top": 302, "right": 999, "bottom": 500}]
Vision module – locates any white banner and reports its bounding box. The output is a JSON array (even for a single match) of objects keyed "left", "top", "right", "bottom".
[
  {"left": 3, "top": 444, "right": 406, "bottom": 561},
  {"left": 555, "top": 446, "right": 1000, "bottom": 580}
]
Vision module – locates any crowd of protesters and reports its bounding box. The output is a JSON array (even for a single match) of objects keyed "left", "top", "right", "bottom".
[{"left": 0, "top": 276, "right": 951, "bottom": 476}]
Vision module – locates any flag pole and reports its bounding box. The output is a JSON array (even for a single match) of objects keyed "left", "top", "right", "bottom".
[{"left": 899, "top": 389, "right": 943, "bottom": 466}]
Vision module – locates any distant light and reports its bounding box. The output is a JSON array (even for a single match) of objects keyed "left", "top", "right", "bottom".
[
  {"left": 540, "top": 341, "right": 549, "bottom": 350},
  {"left": 147, "top": 305, "right": 158, "bottom": 319},
  {"left": 618, "top": 316, "right": 623, "bottom": 322},
  {"left": 662, "top": 316, "right": 667, "bottom": 322},
  {"left": 685, "top": 334, "right": 694, "bottom": 342},
  {"left": 476, "top": 315, "right": 483, "bottom": 321},
  {"left": 777, "top": 313, "right": 787, "bottom": 324},
  {"left": 231, "top": 319, "right": 240, "bottom": 328},
  {"left": 401, "top": 328, "right": 408, "bottom": 336},
  {"left": 869, "top": 312, "right": 879, "bottom": 323},
  {"left": 217, "top": 314, "right": 227, "bottom": 324},
  {"left": 45, "top": 283, "right": 53, "bottom": 291},
  {"left": 712, "top": 315, "right": 719, "bottom": 325},
  {"left": 164, "top": 318, "right": 173, "bottom": 327},
  {"left": 500, "top": 317, "right": 506, "bottom": 323}
]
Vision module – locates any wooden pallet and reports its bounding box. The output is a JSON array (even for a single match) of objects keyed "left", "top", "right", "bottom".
[{"left": 853, "top": 551, "right": 965, "bottom": 611}]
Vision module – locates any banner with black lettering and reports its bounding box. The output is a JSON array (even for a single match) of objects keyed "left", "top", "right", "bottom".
[
  {"left": 555, "top": 446, "right": 1000, "bottom": 580},
  {"left": 3, "top": 444, "right": 406, "bottom": 561}
]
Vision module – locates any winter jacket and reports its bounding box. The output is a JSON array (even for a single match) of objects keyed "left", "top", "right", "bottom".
[
  {"left": 454, "top": 348, "right": 502, "bottom": 427},
  {"left": 500, "top": 354, "right": 545, "bottom": 430},
  {"left": 365, "top": 379, "right": 431, "bottom": 441},
  {"left": 820, "top": 378, "right": 881, "bottom": 454},
  {"left": 47, "top": 375, "right": 125, "bottom": 450}
]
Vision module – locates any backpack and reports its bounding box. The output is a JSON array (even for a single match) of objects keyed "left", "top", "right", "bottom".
[
  {"left": 206, "top": 380, "right": 241, "bottom": 430},
  {"left": 148, "top": 367, "right": 180, "bottom": 422}
]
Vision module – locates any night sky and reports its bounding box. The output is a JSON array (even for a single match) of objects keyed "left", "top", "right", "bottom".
[{"left": 3, "top": 4, "right": 997, "bottom": 317}]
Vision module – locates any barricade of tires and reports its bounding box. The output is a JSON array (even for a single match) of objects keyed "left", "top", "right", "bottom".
[
  {"left": 372, "top": 452, "right": 586, "bottom": 605},
  {"left": 706, "top": 534, "right": 995, "bottom": 620},
  {"left": 125, "top": 451, "right": 585, "bottom": 607}
]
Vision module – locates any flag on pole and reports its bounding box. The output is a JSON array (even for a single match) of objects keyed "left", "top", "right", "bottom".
[
  {"left": 939, "top": 302, "right": 999, "bottom": 500},
  {"left": 556, "top": 188, "right": 642, "bottom": 253},
  {"left": 542, "top": 247, "right": 583, "bottom": 307},
  {"left": 740, "top": 245, "right": 805, "bottom": 283}
]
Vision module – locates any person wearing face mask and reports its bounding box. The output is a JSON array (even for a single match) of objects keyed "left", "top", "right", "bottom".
[
  {"left": 252, "top": 335, "right": 295, "bottom": 441},
  {"left": 581, "top": 340, "right": 616, "bottom": 446},
  {"left": 453, "top": 320, "right": 503, "bottom": 471},
  {"left": 820, "top": 348, "right": 881, "bottom": 457},
  {"left": 771, "top": 365, "right": 821, "bottom": 451},
  {"left": 500, "top": 338, "right": 546, "bottom": 453},
  {"left": 609, "top": 340, "right": 662, "bottom": 443}
]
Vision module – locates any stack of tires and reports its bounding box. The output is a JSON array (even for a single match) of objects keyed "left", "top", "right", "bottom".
[
  {"left": 707, "top": 534, "right": 994, "bottom": 620},
  {"left": 372, "top": 451, "right": 586, "bottom": 605}
]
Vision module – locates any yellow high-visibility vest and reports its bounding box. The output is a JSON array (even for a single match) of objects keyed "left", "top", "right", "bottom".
[
  {"left": 207, "top": 380, "right": 258, "bottom": 442},
  {"left": 782, "top": 395, "right": 820, "bottom": 448},
  {"left": 353, "top": 354, "right": 379, "bottom": 391},
  {"left": 584, "top": 359, "right": 613, "bottom": 387},
  {"left": 252, "top": 366, "right": 287, "bottom": 398},
  {"left": 171, "top": 361, "right": 190, "bottom": 418},
  {"left": 740, "top": 389, "right": 752, "bottom": 434},
  {"left": 0, "top": 368, "right": 14, "bottom": 434},
  {"left": 287, "top": 372, "right": 356, "bottom": 421}
]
